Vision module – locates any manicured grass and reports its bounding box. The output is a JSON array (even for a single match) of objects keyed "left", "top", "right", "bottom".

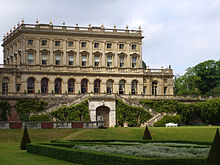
[{"left": 0, "top": 143, "right": 80, "bottom": 165}]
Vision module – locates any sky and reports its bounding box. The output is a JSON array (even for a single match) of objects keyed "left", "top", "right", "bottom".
[{"left": 0, "top": 0, "right": 219, "bottom": 75}]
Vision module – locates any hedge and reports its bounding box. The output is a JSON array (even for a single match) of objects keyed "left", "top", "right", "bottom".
[
  {"left": 29, "top": 114, "right": 51, "bottom": 122},
  {"left": 27, "top": 143, "right": 206, "bottom": 165},
  {"left": 154, "top": 115, "right": 182, "bottom": 127}
]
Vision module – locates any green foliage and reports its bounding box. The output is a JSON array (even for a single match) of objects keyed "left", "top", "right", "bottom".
[
  {"left": 206, "top": 128, "right": 220, "bottom": 165},
  {"left": 29, "top": 114, "right": 51, "bottom": 122},
  {"left": 174, "top": 60, "right": 220, "bottom": 96},
  {"left": 50, "top": 100, "right": 90, "bottom": 122},
  {"left": 154, "top": 115, "right": 182, "bottom": 127},
  {"left": 140, "top": 100, "right": 179, "bottom": 113},
  {"left": 16, "top": 99, "right": 48, "bottom": 121},
  {"left": 0, "top": 102, "right": 11, "bottom": 121},
  {"left": 20, "top": 126, "right": 31, "bottom": 150},
  {"left": 142, "top": 61, "right": 147, "bottom": 69},
  {"left": 143, "top": 125, "right": 152, "bottom": 140},
  {"left": 116, "top": 100, "right": 152, "bottom": 127},
  {"left": 27, "top": 143, "right": 206, "bottom": 165}
]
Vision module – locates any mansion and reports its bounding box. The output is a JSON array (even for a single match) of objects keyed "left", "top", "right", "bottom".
[{"left": 0, "top": 20, "right": 173, "bottom": 97}]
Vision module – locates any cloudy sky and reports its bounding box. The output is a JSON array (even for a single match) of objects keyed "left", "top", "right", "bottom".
[{"left": 0, "top": 0, "right": 219, "bottom": 75}]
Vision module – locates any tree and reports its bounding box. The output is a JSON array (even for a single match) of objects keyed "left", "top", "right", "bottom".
[
  {"left": 142, "top": 61, "right": 147, "bottom": 69},
  {"left": 20, "top": 125, "right": 31, "bottom": 150},
  {"left": 206, "top": 128, "right": 220, "bottom": 165},
  {"left": 143, "top": 125, "right": 152, "bottom": 140}
]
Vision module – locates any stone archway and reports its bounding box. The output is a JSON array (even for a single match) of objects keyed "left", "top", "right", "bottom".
[{"left": 96, "top": 106, "right": 110, "bottom": 127}]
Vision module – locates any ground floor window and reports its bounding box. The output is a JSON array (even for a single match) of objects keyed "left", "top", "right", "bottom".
[
  {"left": 27, "top": 77, "right": 35, "bottom": 93},
  {"left": 55, "top": 78, "right": 62, "bottom": 94},
  {"left": 81, "top": 79, "right": 88, "bottom": 94},
  {"left": 119, "top": 80, "right": 125, "bottom": 94},
  {"left": 68, "top": 79, "right": 75, "bottom": 94},
  {"left": 41, "top": 78, "right": 48, "bottom": 94},
  {"left": 2, "top": 78, "right": 9, "bottom": 95},
  {"left": 107, "top": 80, "right": 113, "bottom": 94}
]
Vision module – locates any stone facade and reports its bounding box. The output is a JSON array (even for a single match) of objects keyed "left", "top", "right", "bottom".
[{"left": 0, "top": 21, "right": 173, "bottom": 96}]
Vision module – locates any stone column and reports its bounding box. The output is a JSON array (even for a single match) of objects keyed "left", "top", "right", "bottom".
[
  {"left": 139, "top": 42, "right": 142, "bottom": 68},
  {"left": 13, "top": 73, "right": 16, "bottom": 93},
  {"left": 48, "top": 77, "right": 54, "bottom": 94},
  {"left": 35, "top": 79, "right": 41, "bottom": 93},
  {"left": 109, "top": 110, "right": 116, "bottom": 127},
  {"left": 113, "top": 42, "right": 118, "bottom": 67},
  {"left": 101, "top": 41, "right": 105, "bottom": 67},
  {"left": 88, "top": 81, "right": 93, "bottom": 93},
  {"left": 63, "top": 39, "right": 67, "bottom": 65},
  {"left": 88, "top": 41, "right": 93, "bottom": 66},
  {"left": 126, "top": 43, "right": 130, "bottom": 67},
  {"left": 75, "top": 79, "right": 81, "bottom": 94},
  {"left": 36, "top": 38, "right": 40, "bottom": 64},
  {"left": 147, "top": 78, "right": 151, "bottom": 95},
  {"left": 21, "top": 38, "right": 26, "bottom": 64},
  {"left": 89, "top": 110, "right": 96, "bottom": 122},
  {"left": 76, "top": 40, "right": 80, "bottom": 66},
  {"left": 49, "top": 39, "right": 54, "bottom": 65}
]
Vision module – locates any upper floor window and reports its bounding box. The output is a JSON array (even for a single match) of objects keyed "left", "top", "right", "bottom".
[
  {"left": 55, "top": 41, "right": 60, "bottom": 46},
  {"left": 28, "top": 40, "right": 33, "bottom": 46},
  {"left": 94, "top": 43, "right": 99, "bottom": 48},
  {"left": 68, "top": 41, "right": 74, "bottom": 47},
  {"left": 69, "top": 55, "right": 74, "bottom": 66},
  {"left": 81, "top": 42, "right": 86, "bottom": 48},
  {"left": 132, "top": 57, "right": 137, "bottom": 67},
  {"left": 82, "top": 55, "right": 87, "bottom": 66},
  {"left": 107, "top": 56, "right": 112, "bottom": 67},
  {"left": 94, "top": 56, "right": 99, "bottom": 66},
  {"left": 120, "top": 57, "right": 124, "bottom": 67},
  {"left": 42, "top": 54, "right": 47, "bottom": 65},
  {"left": 42, "top": 40, "right": 47, "bottom": 46},
  {"left": 107, "top": 43, "right": 112, "bottom": 49},
  {"left": 119, "top": 44, "right": 124, "bottom": 49},
  {"left": 132, "top": 44, "right": 136, "bottom": 50},
  {"left": 28, "top": 53, "right": 34, "bottom": 65},
  {"left": 55, "top": 54, "right": 61, "bottom": 65}
]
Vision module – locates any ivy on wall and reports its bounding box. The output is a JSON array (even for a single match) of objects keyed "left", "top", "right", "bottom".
[
  {"left": 0, "top": 102, "right": 11, "bottom": 121},
  {"left": 29, "top": 114, "right": 51, "bottom": 122},
  {"left": 50, "top": 100, "right": 90, "bottom": 122},
  {"left": 116, "top": 99, "right": 152, "bottom": 127},
  {"left": 16, "top": 99, "right": 48, "bottom": 121}
]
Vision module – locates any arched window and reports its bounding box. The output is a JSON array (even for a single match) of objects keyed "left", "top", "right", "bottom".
[
  {"left": 27, "top": 77, "right": 35, "bottom": 93},
  {"left": 152, "top": 81, "right": 158, "bottom": 96},
  {"left": 94, "top": 79, "right": 101, "bottom": 94},
  {"left": 2, "top": 78, "right": 9, "bottom": 95},
  {"left": 68, "top": 79, "right": 75, "bottom": 94},
  {"left": 55, "top": 78, "right": 62, "bottom": 94},
  {"left": 41, "top": 78, "right": 48, "bottom": 94},
  {"left": 107, "top": 80, "right": 113, "bottom": 94},
  {"left": 81, "top": 79, "right": 88, "bottom": 94},
  {"left": 119, "top": 80, "right": 126, "bottom": 94},
  {"left": 131, "top": 80, "right": 138, "bottom": 95}
]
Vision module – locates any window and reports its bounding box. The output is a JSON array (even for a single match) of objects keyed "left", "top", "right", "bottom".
[
  {"left": 120, "top": 57, "right": 124, "bottom": 67},
  {"left": 107, "top": 43, "right": 112, "bottom": 49},
  {"left": 107, "top": 56, "right": 112, "bottom": 67},
  {"left": 132, "top": 44, "right": 136, "bottom": 50},
  {"left": 28, "top": 53, "right": 34, "bottom": 65},
  {"left": 2, "top": 78, "right": 9, "bottom": 95},
  {"left": 41, "top": 54, "right": 47, "bottom": 65},
  {"left": 41, "top": 78, "right": 48, "bottom": 94},
  {"left": 119, "top": 80, "right": 125, "bottom": 94},
  {"left": 55, "top": 54, "right": 61, "bottom": 65},
  {"left": 94, "top": 79, "right": 101, "bottom": 94},
  {"left": 81, "top": 42, "right": 86, "bottom": 48},
  {"left": 81, "top": 79, "right": 88, "bottom": 94},
  {"left": 152, "top": 81, "right": 158, "bottom": 96},
  {"left": 107, "top": 80, "right": 113, "bottom": 94},
  {"left": 94, "top": 43, "right": 99, "bottom": 48},
  {"left": 143, "top": 86, "right": 146, "bottom": 94},
  {"left": 42, "top": 40, "right": 47, "bottom": 46},
  {"left": 131, "top": 80, "right": 138, "bottom": 95},
  {"left": 27, "top": 77, "right": 35, "bottom": 93},
  {"left": 119, "top": 44, "right": 124, "bottom": 49},
  {"left": 28, "top": 40, "right": 33, "bottom": 46},
  {"left": 16, "top": 84, "right": 20, "bottom": 92},
  {"left": 55, "top": 78, "right": 62, "bottom": 94},
  {"left": 68, "top": 79, "right": 75, "bottom": 94},
  {"left": 55, "top": 41, "right": 60, "bottom": 46},
  {"left": 69, "top": 55, "right": 74, "bottom": 66},
  {"left": 82, "top": 55, "right": 87, "bottom": 66},
  {"left": 94, "top": 56, "right": 99, "bottom": 66},
  {"left": 132, "top": 57, "right": 137, "bottom": 67},
  {"left": 164, "top": 87, "right": 167, "bottom": 95},
  {"left": 68, "top": 41, "right": 74, "bottom": 47}
]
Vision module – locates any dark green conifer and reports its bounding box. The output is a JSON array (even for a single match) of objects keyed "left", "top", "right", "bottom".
[
  {"left": 206, "top": 128, "right": 220, "bottom": 165},
  {"left": 142, "top": 125, "right": 152, "bottom": 140},
  {"left": 20, "top": 125, "right": 31, "bottom": 150}
]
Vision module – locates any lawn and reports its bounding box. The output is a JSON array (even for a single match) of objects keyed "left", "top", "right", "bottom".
[{"left": 0, "top": 126, "right": 219, "bottom": 164}]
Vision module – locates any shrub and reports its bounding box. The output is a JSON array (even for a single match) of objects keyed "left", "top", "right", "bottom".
[
  {"left": 0, "top": 102, "right": 11, "bottom": 121},
  {"left": 206, "top": 128, "right": 220, "bottom": 165},
  {"left": 154, "top": 115, "right": 182, "bottom": 127},
  {"left": 116, "top": 99, "right": 152, "bottom": 127},
  {"left": 20, "top": 125, "right": 31, "bottom": 150},
  {"left": 29, "top": 114, "right": 51, "bottom": 122},
  {"left": 143, "top": 125, "right": 152, "bottom": 140}
]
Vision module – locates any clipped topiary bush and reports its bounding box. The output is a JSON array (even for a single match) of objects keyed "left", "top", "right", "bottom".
[
  {"left": 143, "top": 125, "right": 152, "bottom": 140},
  {"left": 29, "top": 114, "right": 51, "bottom": 122},
  {"left": 154, "top": 115, "right": 182, "bottom": 127},
  {"left": 206, "top": 128, "right": 220, "bottom": 165},
  {"left": 20, "top": 125, "right": 31, "bottom": 150}
]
